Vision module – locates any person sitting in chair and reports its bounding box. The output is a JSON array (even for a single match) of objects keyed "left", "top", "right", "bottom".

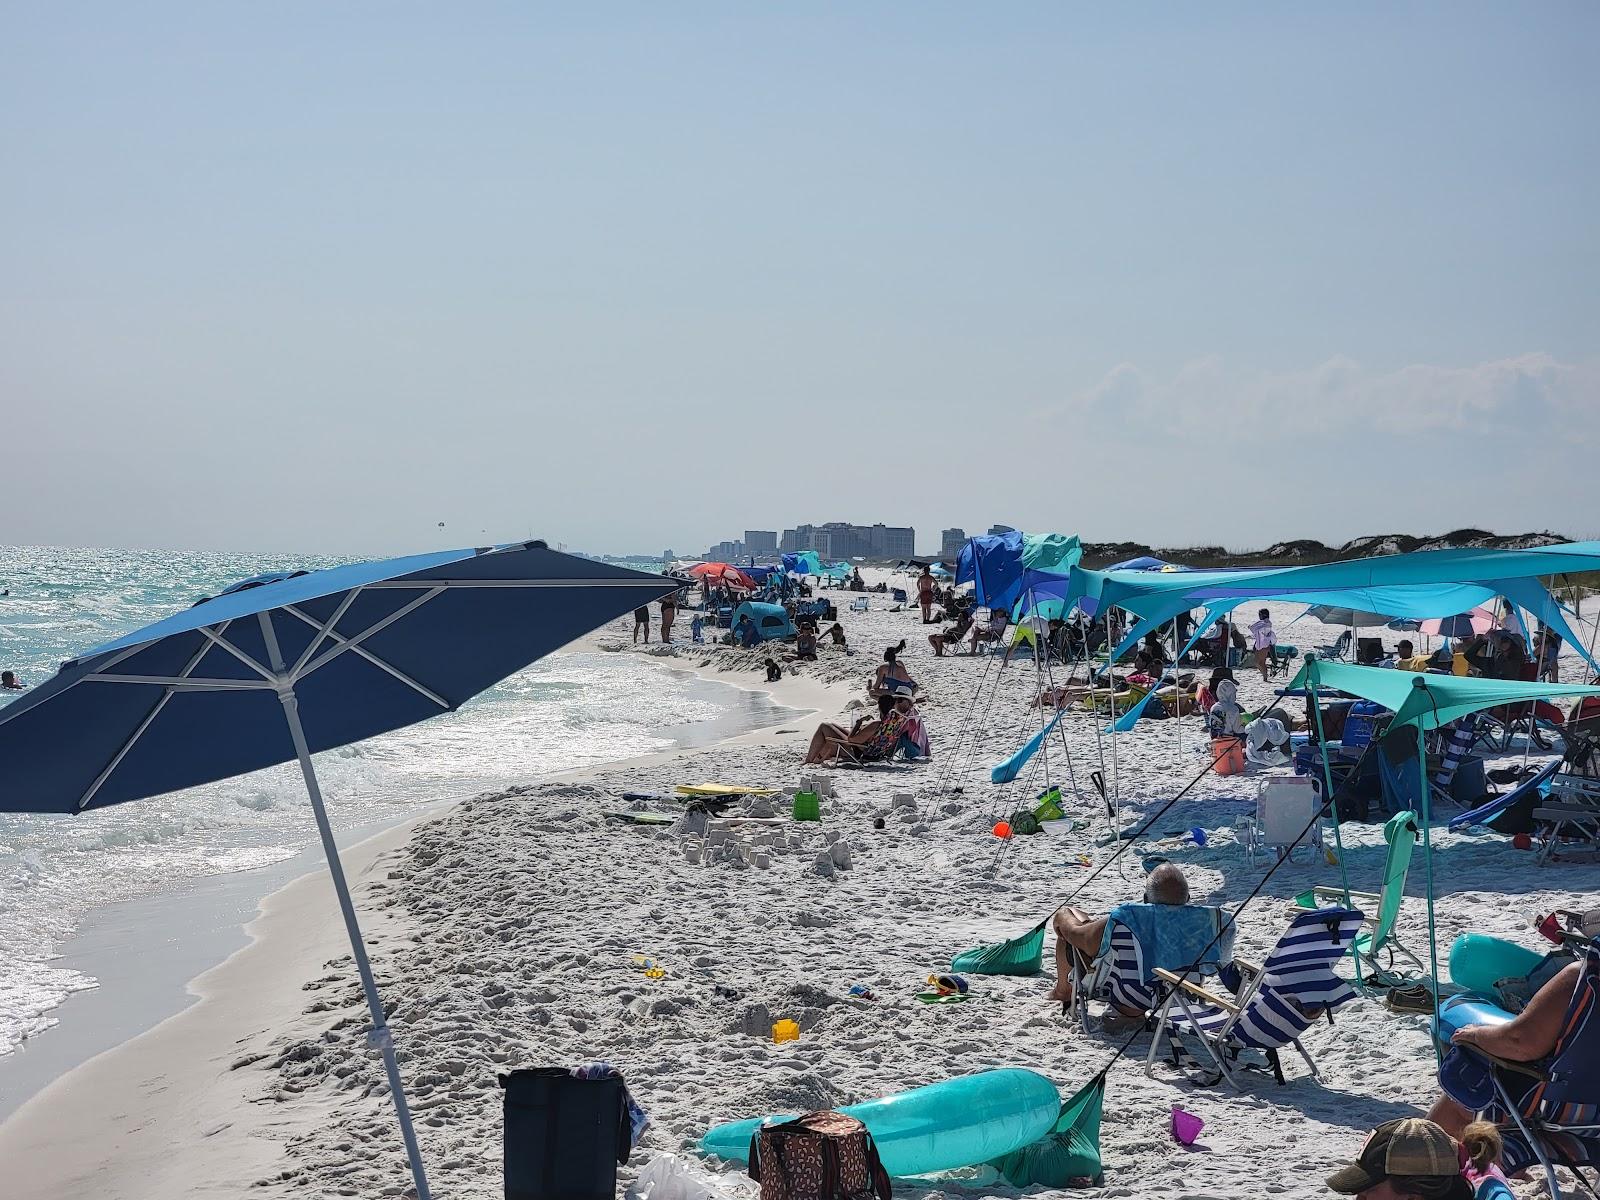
[
  {"left": 869, "top": 645, "right": 916, "bottom": 698},
  {"left": 1046, "top": 864, "right": 1217, "bottom": 1016},
  {"left": 929, "top": 611, "right": 974, "bottom": 657},
  {"left": 970, "top": 608, "right": 1009, "bottom": 655}
]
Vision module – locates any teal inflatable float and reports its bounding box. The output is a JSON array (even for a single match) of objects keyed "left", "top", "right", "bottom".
[
  {"left": 1433, "top": 994, "right": 1512, "bottom": 1053},
  {"left": 1448, "top": 934, "right": 1545, "bottom": 999},
  {"left": 699, "top": 1068, "right": 1060, "bottom": 1178}
]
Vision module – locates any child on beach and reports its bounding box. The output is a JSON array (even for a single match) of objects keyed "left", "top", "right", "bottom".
[
  {"left": 690, "top": 613, "right": 704, "bottom": 643},
  {"left": 1249, "top": 608, "right": 1276, "bottom": 681}
]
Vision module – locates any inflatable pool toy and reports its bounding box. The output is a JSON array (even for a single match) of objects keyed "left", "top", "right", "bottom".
[
  {"left": 1448, "top": 934, "right": 1545, "bottom": 999},
  {"left": 1433, "top": 994, "right": 1512, "bottom": 1052},
  {"left": 699, "top": 1068, "right": 1060, "bottom": 1177}
]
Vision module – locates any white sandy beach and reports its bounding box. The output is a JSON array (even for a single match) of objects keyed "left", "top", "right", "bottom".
[{"left": 1, "top": 579, "right": 1593, "bottom": 1199}]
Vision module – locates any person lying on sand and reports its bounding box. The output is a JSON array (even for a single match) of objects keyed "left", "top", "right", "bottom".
[
  {"left": 1032, "top": 681, "right": 1094, "bottom": 708},
  {"left": 1046, "top": 863, "right": 1193, "bottom": 1013}
]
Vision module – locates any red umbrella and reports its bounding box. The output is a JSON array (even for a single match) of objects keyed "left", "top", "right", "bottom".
[{"left": 688, "top": 562, "right": 755, "bottom": 590}]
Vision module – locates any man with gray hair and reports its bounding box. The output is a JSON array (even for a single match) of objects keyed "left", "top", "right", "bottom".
[{"left": 1046, "top": 863, "right": 1226, "bottom": 1015}]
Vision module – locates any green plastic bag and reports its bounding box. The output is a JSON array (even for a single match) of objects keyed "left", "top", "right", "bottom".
[
  {"left": 951, "top": 919, "right": 1046, "bottom": 977},
  {"left": 989, "top": 1075, "right": 1105, "bottom": 1188}
]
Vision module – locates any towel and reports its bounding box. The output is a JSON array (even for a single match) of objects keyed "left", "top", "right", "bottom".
[{"left": 1101, "top": 903, "right": 1233, "bottom": 983}]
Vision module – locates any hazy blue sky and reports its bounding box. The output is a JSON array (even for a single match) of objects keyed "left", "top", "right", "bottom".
[{"left": 3, "top": 4, "right": 1595, "bottom": 557}]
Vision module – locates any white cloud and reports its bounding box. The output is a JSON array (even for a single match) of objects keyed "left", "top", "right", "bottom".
[{"left": 1054, "top": 352, "right": 1600, "bottom": 443}]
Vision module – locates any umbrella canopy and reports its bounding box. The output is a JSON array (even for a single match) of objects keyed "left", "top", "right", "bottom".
[
  {"left": 1420, "top": 607, "right": 1497, "bottom": 638},
  {"left": 1301, "top": 604, "right": 1398, "bottom": 628},
  {"left": 1289, "top": 657, "right": 1600, "bottom": 732},
  {"left": 0, "top": 541, "right": 673, "bottom": 1197},
  {"left": 688, "top": 561, "right": 755, "bottom": 589}
]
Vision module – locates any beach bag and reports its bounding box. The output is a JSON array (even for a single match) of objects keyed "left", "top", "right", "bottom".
[
  {"left": 501, "top": 1068, "right": 631, "bottom": 1200},
  {"left": 747, "top": 1112, "right": 891, "bottom": 1200}
]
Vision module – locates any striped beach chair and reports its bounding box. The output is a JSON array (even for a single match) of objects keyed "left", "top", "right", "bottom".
[
  {"left": 1147, "top": 907, "right": 1365, "bottom": 1088},
  {"left": 1069, "top": 905, "right": 1232, "bottom": 1033},
  {"left": 1448, "top": 937, "right": 1600, "bottom": 1198}
]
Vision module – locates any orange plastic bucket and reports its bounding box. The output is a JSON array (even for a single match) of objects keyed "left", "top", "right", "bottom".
[{"left": 1210, "top": 736, "right": 1246, "bottom": 776}]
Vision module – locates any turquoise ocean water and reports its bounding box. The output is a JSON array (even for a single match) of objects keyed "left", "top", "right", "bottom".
[{"left": 0, "top": 546, "right": 743, "bottom": 1060}]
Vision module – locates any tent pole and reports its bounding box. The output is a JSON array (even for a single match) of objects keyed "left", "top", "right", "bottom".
[
  {"left": 1416, "top": 719, "right": 1444, "bottom": 1067},
  {"left": 1305, "top": 660, "right": 1359, "bottom": 981},
  {"left": 278, "top": 687, "right": 432, "bottom": 1200},
  {"left": 1105, "top": 610, "right": 1121, "bottom": 801}
]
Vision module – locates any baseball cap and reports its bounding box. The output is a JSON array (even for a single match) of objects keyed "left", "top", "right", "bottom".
[{"left": 1327, "top": 1118, "right": 1460, "bottom": 1194}]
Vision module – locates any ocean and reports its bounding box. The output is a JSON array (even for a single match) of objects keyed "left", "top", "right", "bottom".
[{"left": 0, "top": 545, "right": 779, "bottom": 1065}]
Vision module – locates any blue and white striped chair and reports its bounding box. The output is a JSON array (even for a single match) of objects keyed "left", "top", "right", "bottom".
[
  {"left": 1147, "top": 907, "right": 1364, "bottom": 1088},
  {"left": 1070, "top": 908, "right": 1233, "bottom": 1033}
]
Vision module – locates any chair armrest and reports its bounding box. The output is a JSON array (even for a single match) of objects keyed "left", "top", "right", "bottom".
[
  {"left": 1233, "top": 957, "right": 1262, "bottom": 979},
  {"left": 1305, "top": 885, "right": 1379, "bottom": 904},
  {"left": 1467, "top": 1048, "right": 1551, "bottom": 1083},
  {"left": 1153, "top": 968, "right": 1242, "bottom": 1014}
]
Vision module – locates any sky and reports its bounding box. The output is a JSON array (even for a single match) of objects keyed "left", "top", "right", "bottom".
[{"left": 2, "top": 4, "right": 1596, "bottom": 558}]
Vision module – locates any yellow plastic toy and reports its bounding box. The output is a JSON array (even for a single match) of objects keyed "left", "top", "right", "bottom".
[{"left": 772, "top": 1019, "right": 799, "bottom": 1043}]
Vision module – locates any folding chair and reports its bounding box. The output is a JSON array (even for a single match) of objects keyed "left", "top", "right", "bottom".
[
  {"left": 848, "top": 596, "right": 870, "bottom": 613},
  {"left": 1321, "top": 630, "right": 1353, "bottom": 662},
  {"left": 1534, "top": 773, "right": 1600, "bottom": 865},
  {"left": 1295, "top": 809, "right": 1423, "bottom": 984},
  {"left": 1149, "top": 907, "right": 1365, "bottom": 1088},
  {"left": 1244, "top": 776, "right": 1324, "bottom": 867},
  {"left": 1068, "top": 904, "right": 1233, "bottom": 1033},
  {"left": 1444, "top": 936, "right": 1600, "bottom": 1198}
]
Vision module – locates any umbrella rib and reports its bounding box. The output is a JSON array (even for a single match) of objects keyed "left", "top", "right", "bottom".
[
  {"left": 196, "top": 624, "right": 276, "bottom": 681},
  {"left": 283, "top": 604, "right": 450, "bottom": 709},
  {"left": 288, "top": 589, "right": 362, "bottom": 678},
  {"left": 298, "top": 587, "right": 446, "bottom": 681},
  {"left": 78, "top": 624, "right": 230, "bottom": 811},
  {"left": 83, "top": 673, "right": 273, "bottom": 689}
]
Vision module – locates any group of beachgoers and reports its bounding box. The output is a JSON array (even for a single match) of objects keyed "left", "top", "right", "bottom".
[
  {"left": 800, "top": 641, "right": 931, "bottom": 766},
  {"left": 1045, "top": 859, "right": 1581, "bottom": 1199}
]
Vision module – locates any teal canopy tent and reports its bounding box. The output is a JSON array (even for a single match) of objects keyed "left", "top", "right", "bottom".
[
  {"left": 1291, "top": 654, "right": 1600, "bottom": 1049},
  {"left": 1021, "top": 533, "right": 1082, "bottom": 574},
  {"left": 1285, "top": 658, "right": 1600, "bottom": 733}
]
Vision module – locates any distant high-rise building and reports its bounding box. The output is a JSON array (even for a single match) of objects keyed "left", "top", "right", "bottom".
[
  {"left": 988, "top": 524, "right": 1017, "bottom": 537},
  {"left": 706, "top": 539, "right": 745, "bottom": 561},
  {"left": 940, "top": 527, "right": 967, "bottom": 562},
  {"left": 775, "top": 521, "right": 914, "bottom": 561},
  {"left": 744, "top": 530, "right": 778, "bottom": 556},
  {"left": 780, "top": 529, "right": 798, "bottom": 553}
]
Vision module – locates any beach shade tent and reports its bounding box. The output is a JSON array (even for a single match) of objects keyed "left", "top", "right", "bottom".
[
  {"left": 1022, "top": 533, "right": 1083, "bottom": 574},
  {"left": 957, "top": 530, "right": 1027, "bottom": 610},
  {"left": 740, "top": 565, "right": 779, "bottom": 584},
  {"left": 929, "top": 563, "right": 951, "bottom": 578},
  {"left": 730, "top": 601, "right": 797, "bottom": 642},
  {"left": 1105, "top": 555, "right": 1174, "bottom": 572},
  {"left": 820, "top": 561, "right": 852, "bottom": 581},
  {"left": 0, "top": 542, "right": 676, "bottom": 1200},
  {"left": 1056, "top": 542, "right": 1600, "bottom": 734},
  {"left": 689, "top": 561, "right": 756, "bottom": 590},
  {"left": 1287, "top": 655, "right": 1600, "bottom": 1045},
  {"left": 781, "top": 550, "right": 823, "bottom": 577}
]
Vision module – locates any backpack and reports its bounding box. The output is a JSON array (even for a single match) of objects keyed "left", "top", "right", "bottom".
[
  {"left": 500, "top": 1068, "right": 630, "bottom": 1200},
  {"left": 747, "top": 1112, "right": 892, "bottom": 1200}
]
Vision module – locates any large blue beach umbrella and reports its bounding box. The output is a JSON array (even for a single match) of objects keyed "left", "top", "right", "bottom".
[{"left": 0, "top": 541, "right": 675, "bottom": 1199}]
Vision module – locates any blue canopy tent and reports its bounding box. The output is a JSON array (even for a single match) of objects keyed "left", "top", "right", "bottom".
[
  {"left": 1052, "top": 543, "right": 1600, "bottom": 733},
  {"left": 731, "top": 601, "right": 797, "bottom": 642},
  {"left": 956, "top": 530, "right": 1027, "bottom": 611},
  {"left": 0, "top": 542, "right": 675, "bottom": 1198},
  {"left": 782, "top": 550, "right": 823, "bottom": 576}
]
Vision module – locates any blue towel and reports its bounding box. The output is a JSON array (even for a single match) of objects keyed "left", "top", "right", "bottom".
[{"left": 1101, "top": 903, "right": 1231, "bottom": 982}]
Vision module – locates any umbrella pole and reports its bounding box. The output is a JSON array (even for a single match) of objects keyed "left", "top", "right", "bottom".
[{"left": 278, "top": 688, "right": 432, "bottom": 1200}]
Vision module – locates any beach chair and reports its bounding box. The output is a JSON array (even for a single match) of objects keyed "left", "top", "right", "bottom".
[
  {"left": 1533, "top": 773, "right": 1600, "bottom": 865},
  {"left": 1444, "top": 936, "right": 1600, "bottom": 1198},
  {"left": 849, "top": 596, "right": 870, "bottom": 613},
  {"left": 1068, "top": 904, "right": 1233, "bottom": 1033},
  {"left": 1244, "top": 776, "right": 1324, "bottom": 866},
  {"left": 1294, "top": 809, "right": 1423, "bottom": 984},
  {"left": 1320, "top": 630, "right": 1353, "bottom": 662},
  {"left": 824, "top": 711, "right": 909, "bottom": 768},
  {"left": 1148, "top": 906, "right": 1365, "bottom": 1088}
]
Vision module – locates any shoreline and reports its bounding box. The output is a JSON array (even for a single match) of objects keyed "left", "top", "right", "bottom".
[{"left": 0, "top": 638, "right": 843, "bottom": 1197}]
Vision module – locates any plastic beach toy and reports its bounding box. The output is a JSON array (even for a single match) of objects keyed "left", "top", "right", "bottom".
[
  {"left": 993, "top": 820, "right": 1013, "bottom": 839},
  {"left": 792, "top": 790, "right": 821, "bottom": 821},
  {"left": 699, "top": 1068, "right": 1060, "bottom": 1177},
  {"left": 1170, "top": 1105, "right": 1204, "bottom": 1146},
  {"left": 771, "top": 1019, "right": 799, "bottom": 1043},
  {"left": 1448, "top": 933, "right": 1545, "bottom": 1000}
]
